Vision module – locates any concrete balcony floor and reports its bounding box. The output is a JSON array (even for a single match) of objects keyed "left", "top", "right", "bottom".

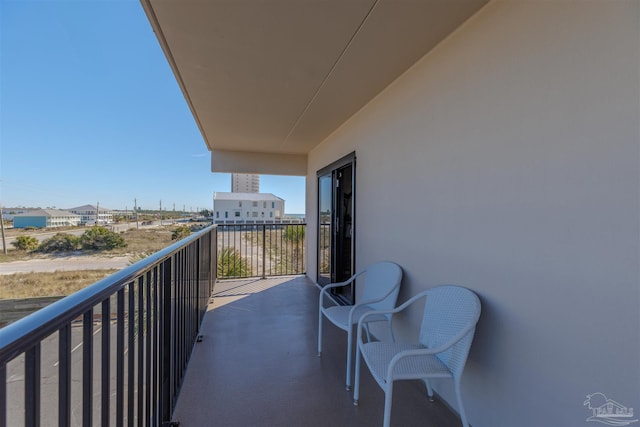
[{"left": 172, "top": 276, "right": 462, "bottom": 427}]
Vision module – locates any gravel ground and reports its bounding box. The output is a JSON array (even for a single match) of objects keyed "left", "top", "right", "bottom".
[{"left": 0, "top": 255, "right": 131, "bottom": 275}]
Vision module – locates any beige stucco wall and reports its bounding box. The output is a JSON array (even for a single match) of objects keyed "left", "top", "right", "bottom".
[{"left": 306, "top": 1, "right": 639, "bottom": 426}]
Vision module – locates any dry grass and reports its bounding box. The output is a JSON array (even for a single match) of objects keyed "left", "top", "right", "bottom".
[
  {"left": 0, "top": 269, "right": 119, "bottom": 299},
  {"left": 1, "top": 227, "right": 177, "bottom": 261},
  {"left": 0, "top": 227, "right": 182, "bottom": 299},
  {"left": 0, "top": 250, "right": 45, "bottom": 263},
  {"left": 111, "top": 227, "right": 175, "bottom": 255}
]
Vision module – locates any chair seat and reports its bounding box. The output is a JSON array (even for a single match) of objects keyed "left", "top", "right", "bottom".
[
  {"left": 323, "top": 305, "right": 389, "bottom": 331},
  {"left": 360, "top": 342, "right": 452, "bottom": 387}
]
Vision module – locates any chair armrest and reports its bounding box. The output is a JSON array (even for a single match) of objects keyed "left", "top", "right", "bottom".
[
  {"left": 386, "top": 347, "right": 440, "bottom": 382},
  {"left": 318, "top": 269, "right": 366, "bottom": 307},
  {"left": 356, "top": 290, "right": 429, "bottom": 329},
  {"left": 347, "top": 282, "right": 401, "bottom": 325},
  {"left": 355, "top": 290, "right": 430, "bottom": 344}
]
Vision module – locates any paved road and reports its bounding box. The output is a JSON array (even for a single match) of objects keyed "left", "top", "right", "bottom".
[
  {"left": 6, "top": 319, "right": 132, "bottom": 426},
  {"left": 0, "top": 255, "right": 131, "bottom": 275}
]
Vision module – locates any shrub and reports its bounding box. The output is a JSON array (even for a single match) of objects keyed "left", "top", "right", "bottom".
[
  {"left": 80, "top": 226, "right": 127, "bottom": 251},
  {"left": 283, "top": 225, "right": 305, "bottom": 243},
  {"left": 12, "top": 235, "right": 39, "bottom": 251},
  {"left": 217, "top": 248, "right": 251, "bottom": 278},
  {"left": 38, "top": 233, "right": 80, "bottom": 252},
  {"left": 171, "top": 225, "right": 191, "bottom": 241}
]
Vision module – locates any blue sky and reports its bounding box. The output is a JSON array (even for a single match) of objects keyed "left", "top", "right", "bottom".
[{"left": 0, "top": 0, "right": 306, "bottom": 214}]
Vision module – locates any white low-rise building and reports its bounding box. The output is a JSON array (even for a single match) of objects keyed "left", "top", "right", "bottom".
[
  {"left": 13, "top": 209, "right": 81, "bottom": 229},
  {"left": 214, "top": 192, "right": 284, "bottom": 223},
  {"left": 68, "top": 204, "right": 114, "bottom": 225}
]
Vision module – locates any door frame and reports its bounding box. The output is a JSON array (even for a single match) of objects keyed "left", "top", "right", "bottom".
[{"left": 316, "top": 152, "right": 356, "bottom": 304}]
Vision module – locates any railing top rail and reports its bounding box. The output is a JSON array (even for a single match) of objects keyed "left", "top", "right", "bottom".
[
  {"left": 216, "top": 223, "right": 307, "bottom": 226},
  {"left": 0, "top": 224, "right": 217, "bottom": 363}
]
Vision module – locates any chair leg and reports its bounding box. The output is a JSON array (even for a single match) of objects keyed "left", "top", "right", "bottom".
[
  {"left": 364, "top": 323, "right": 372, "bottom": 342},
  {"left": 455, "top": 381, "right": 469, "bottom": 427},
  {"left": 388, "top": 319, "right": 395, "bottom": 343},
  {"left": 345, "top": 327, "right": 352, "bottom": 390},
  {"left": 383, "top": 381, "right": 393, "bottom": 427},
  {"left": 423, "top": 379, "right": 434, "bottom": 402},
  {"left": 317, "top": 308, "right": 323, "bottom": 356},
  {"left": 353, "top": 344, "right": 361, "bottom": 405}
]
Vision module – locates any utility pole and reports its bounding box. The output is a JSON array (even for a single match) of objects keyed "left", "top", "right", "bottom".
[
  {"left": 96, "top": 201, "right": 100, "bottom": 226},
  {"left": 134, "top": 198, "right": 139, "bottom": 229},
  {"left": 159, "top": 200, "right": 162, "bottom": 226},
  {"left": 0, "top": 204, "right": 7, "bottom": 255}
]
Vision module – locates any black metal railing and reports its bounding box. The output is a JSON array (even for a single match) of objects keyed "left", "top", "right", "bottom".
[
  {"left": 217, "top": 223, "right": 305, "bottom": 279},
  {"left": 0, "top": 225, "right": 217, "bottom": 427}
]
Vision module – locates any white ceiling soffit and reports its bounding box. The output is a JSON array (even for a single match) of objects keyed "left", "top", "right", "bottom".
[{"left": 141, "top": 0, "right": 488, "bottom": 159}]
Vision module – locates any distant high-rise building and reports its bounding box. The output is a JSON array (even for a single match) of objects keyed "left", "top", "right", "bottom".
[{"left": 231, "top": 174, "right": 260, "bottom": 193}]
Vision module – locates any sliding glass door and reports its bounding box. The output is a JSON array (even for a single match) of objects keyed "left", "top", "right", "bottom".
[{"left": 317, "top": 153, "right": 355, "bottom": 304}]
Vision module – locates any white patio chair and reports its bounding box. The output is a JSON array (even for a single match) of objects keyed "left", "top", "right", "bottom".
[
  {"left": 317, "top": 261, "right": 402, "bottom": 391},
  {"left": 353, "top": 285, "right": 481, "bottom": 427}
]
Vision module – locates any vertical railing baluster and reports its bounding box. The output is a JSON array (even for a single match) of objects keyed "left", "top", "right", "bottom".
[
  {"left": 160, "top": 258, "right": 171, "bottom": 423},
  {"left": 225, "top": 226, "right": 229, "bottom": 278},
  {"left": 194, "top": 240, "right": 199, "bottom": 331},
  {"left": 184, "top": 248, "right": 188, "bottom": 369},
  {"left": 171, "top": 255, "right": 177, "bottom": 408},
  {"left": 196, "top": 238, "right": 201, "bottom": 334},
  {"left": 262, "top": 225, "right": 266, "bottom": 279},
  {"left": 234, "top": 226, "right": 238, "bottom": 278},
  {"left": 25, "top": 343, "right": 40, "bottom": 427},
  {"left": 175, "top": 251, "right": 180, "bottom": 383},
  {"left": 158, "top": 263, "right": 165, "bottom": 424},
  {"left": 212, "top": 227, "right": 217, "bottom": 284},
  {"left": 116, "top": 289, "right": 125, "bottom": 425},
  {"left": 137, "top": 276, "right": 144, "bottom": 427},
  {"left": 82, "top": 309, "right": 93, "bottom": 427},
  {"left": 59, "top": 324, "right": 71, "bottom": 427},
  {"left": 241, "top": 225, "right": 244, "bottom": 278},
  {"left": 127, "top": 282, "right": 135, "bottom": 427},
  {"left": 151, "top": 267, "right": 159, "bottom": 425},
  {"left": 175, "top": 252, "right": 181, "bottom": 388},
  {"left": 186, "top": 248, "right": 190, "bottom": 366},
  {"left": 0, "top": 362, "right": 6, "bottom": 427},
  {"left": 101, "top": 298, "right": 110, "bottom": 427},
  {"left": 182, "top": 250, "right": 187, "bottom": 369},
  {"left": 145, "top": 271, "right": 152, "bottom": 425}
]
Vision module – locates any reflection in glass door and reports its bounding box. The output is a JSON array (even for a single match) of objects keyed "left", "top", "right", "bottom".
[
  {"left": 317, "top": 153, "right": 355, "bottom": 304},
  {"left": 318, "top": 174, "right": 332, "bottom": 286}
]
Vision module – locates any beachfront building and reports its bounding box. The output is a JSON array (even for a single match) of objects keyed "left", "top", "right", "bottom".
[
  {"left": 12, "top": 209, "right": 81, "bottom": 229},
  {"left": 213, "top": 192, "right": 284, "bottom": 223},
  {"left": 68, "top": 204, "right": 114, "bottom": 225},
  {"left": 231, "top": 173, "right": 259, "bottom": 193}
]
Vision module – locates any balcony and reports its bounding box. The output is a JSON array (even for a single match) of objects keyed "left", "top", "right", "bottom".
[
  {"left": 0, "top": 225, "right": 462, "bottom": 426},
  {"left": 174, "top": 275, "right": 462, "bottom": 427}
]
